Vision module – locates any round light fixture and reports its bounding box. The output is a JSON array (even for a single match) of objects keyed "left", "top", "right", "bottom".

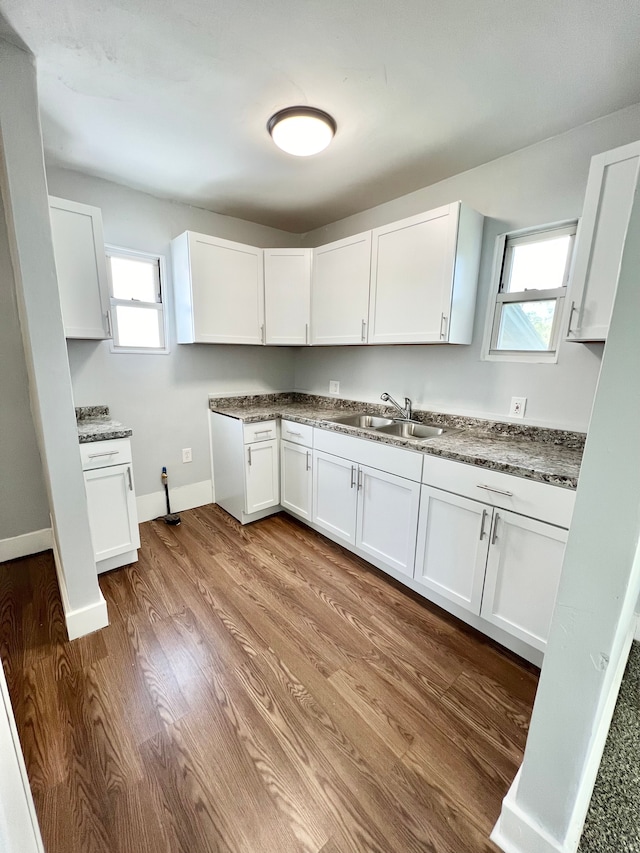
[{"left": 267, "top": 106, "right": 336, "bottom": 156}]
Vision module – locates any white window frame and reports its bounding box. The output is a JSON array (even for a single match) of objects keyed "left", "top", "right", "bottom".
[
  {"left": 106, "top": 245, "right": 170, "bottom": 355},
  {"left": 482, "top": 221, "right": 577, "bottom": 364}
]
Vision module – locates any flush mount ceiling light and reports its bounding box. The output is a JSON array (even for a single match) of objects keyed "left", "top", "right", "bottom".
[{"left": 267, "top": 106, "right": 336, "bottom": 156}]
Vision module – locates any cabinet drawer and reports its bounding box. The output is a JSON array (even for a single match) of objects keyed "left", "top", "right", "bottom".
[
  {"left": 314, "top": 427, "right": 423, "bottom": 482},
  {"left": 243, "top": 420, "right": 278, "bottom": 444},
  {"left": 80, "top": 439, "right": 132, "bottom": 471},
  {"left": 422, "top": 455, "right": 575, "bottom": 528},
  {"left": 281, "top": 420, "right": 313, "bottom": 447}
]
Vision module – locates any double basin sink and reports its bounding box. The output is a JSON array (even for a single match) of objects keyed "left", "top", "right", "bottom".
[{"left": 326, "top": 413, "right": 450, "bottom": 440}]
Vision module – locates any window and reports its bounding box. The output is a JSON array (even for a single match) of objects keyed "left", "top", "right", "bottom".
[
  {"left": 106, "top": 247, "right": 168, "bottom": 353},
  {"left": 485, "top": 222, "right": 576, "bottom": 362}
]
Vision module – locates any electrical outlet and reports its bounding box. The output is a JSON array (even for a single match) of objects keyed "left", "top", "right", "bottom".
[
  {"left": 329, "top": 380, "right": 340, "bottom": 395},
  {"left": 509, "top": 397, "right": 527, "bottom": 418},
  {"left": 182, "top": 447, "right": 192, "bottom": 463}
]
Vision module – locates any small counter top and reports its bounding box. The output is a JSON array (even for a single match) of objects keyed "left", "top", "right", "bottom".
[
  {"left": 209, "top": 393, "right": 585, "bottom": 490},
  {"left": 76, "top": 405, "right": 133, "bottom": 444}
]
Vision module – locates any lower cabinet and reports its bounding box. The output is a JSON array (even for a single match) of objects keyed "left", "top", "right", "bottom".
[
  {"left": 414, "top": 483, "right": 569, "bottom": 652},
  {"left": 280, "top": 440, "right": 313, "bottom": 520},
  {"left": 312, "top": 450, "right": 420, "bottom": 577},
  {"left": 480, "top": 510, "right": 567, "bottom": 652},
  {"left": 414, "top": 486, "right": 489, "bottom": 613},
  {"left": 312, "top": 450, "right": 358, "bottom": 544},
  {"left": 356, "top": 464, "right": 420, "bottom": 577},
  {"left": 244, "top": 439, "right": 279, "bottom": 514},
  {"left": 80, "top": 438, "right": 141, "bottom": 574}
]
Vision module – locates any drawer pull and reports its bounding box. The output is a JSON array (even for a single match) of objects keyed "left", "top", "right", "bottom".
[
  {"left": 127, "top": 466, "right": 133, "bottom": 491},
  {"left": 306, "top": 451, "right": 311, "bottom": 471},
  {"left": 87, "top": 450, "right": 119, "bottom": 459},
  {"left": 361, "top": 319, "right": 367, "bottom": 342},
  {"left": 357, "top": 468, "right": 363, "bottom": 491},
  {"left": 491, "top": 513, "right": 500, "bottom": 545},
  {"left": 286, "top": 429, "right": 303, "bottom": 436},
  {"left": 253, "top": 429, "right": 273, "bottom": 435},
  {"left": 350, "top": 465, "right": 356, "bottom": 489},
  {"left": 479, "top": 509, "right": 488, "bottom": 541},
  {"left": 247, "top": 446, "right": 252, "bottom": 467},
  {"left": 440, "top": 313, "right": 448, "bottom": 339},
  {"left": 477, "top": 484, "right": 514, "bottom": 497}
]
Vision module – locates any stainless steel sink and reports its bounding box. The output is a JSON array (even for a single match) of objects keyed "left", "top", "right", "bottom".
[
  {"left": 376, "top": 421, "right": 447, "bottom": 439},
  {"left": 328, "top": 413, "right": 395, "bottom": 428}
]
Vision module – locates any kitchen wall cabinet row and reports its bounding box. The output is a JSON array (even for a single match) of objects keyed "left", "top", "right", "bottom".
[
  {"left": 173, "top": 201, "right": 484, "bottom": 347},
  {"left": 210, "top": 415, "right": 575, "bottom": 662}
]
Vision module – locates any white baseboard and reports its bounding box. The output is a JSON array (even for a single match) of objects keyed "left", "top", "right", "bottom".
[
  {"left": 136, "top": 479, "right": 213, "bottom": 523},
  {"left": 51, "top": 530, "right": 109, "bottom": 641},
  {"left": 491, "top": 770, "right": 566, "bottom": 853},
  {"left": 0, "top": 528, "right": 52, "bottom": 563}
]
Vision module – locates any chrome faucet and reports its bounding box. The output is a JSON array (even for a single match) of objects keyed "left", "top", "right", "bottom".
[{"left": 381, "top": 392, "right": 413, "bottom": 422}]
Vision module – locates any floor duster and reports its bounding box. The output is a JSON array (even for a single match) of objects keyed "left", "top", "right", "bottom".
[{"left": 161, "top": 466, "right": 181, "bottom": 525}]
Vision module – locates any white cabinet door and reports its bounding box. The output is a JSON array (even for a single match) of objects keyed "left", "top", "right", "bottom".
[
  {"left": 369, "top": 205, "right": 458, "bottom": 344},
  {"left": 264, "top": 249, "right": 311, "bottom": 345},
  {"left": 356, "top": 464, "right": 420, "bottom": 578},
  {"left": 414, "top": 486, "right": 490, "bottom": 614},
  {"left": 49, "top": 196, "right": 111, "bottom": 340},
  {"left": 280, "top": 440, "right": 313, "bottom": 520},
  {"left": 244, "top": 439, "right": 279, "bottom": 514},
  {"left": 311, "top": 231, "right": 372, "bottom": 345},
  {"left": 312, "top": 450, "right": 358, "bottom": 544},
  {"left": 173, "top": 231, "right": 264, "bottom": 344},
  {"left": 567, "top": 140, "right": 640, "bottom": 342},
  {"left": 84, "top": 463, "right": 140, "bottom": 562},
  {"left": 481, "top": 510, "right": 567, "bottom": 652}
]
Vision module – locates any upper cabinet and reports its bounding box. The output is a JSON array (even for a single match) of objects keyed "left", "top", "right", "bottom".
[
  {"left": 172, "top": 231, "right": 264, "bottom": 344},
  {"left": 369, "top": 203, "right": 484, "bottom": 344},
  {"left": 49, "top": 196, "right": 111, "bottom": 340},
  {"left": 264, "top": 248, "right": 311, "bottom": 345},
  {"left": 567, "top": 139, "right": 640, "bottom": 342},
  {"left": 311, "top": 231, "right": 372, "bottom": 345}
]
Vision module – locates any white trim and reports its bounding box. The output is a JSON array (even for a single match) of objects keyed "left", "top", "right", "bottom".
[
  {"left": 136, "top": 479, "right": 213, "bottom": 523},
  {"left": 0, "top": 528, "right": 52, "bottom": 563},
  {"left": 0, "top": 663, "right": 45, "bottom": 853},
  {"left": 492, "top": 617, "right": 638, "bottom": 853},
  {"left": 51, "top": 531, "right": 109, "bottom": 640}
]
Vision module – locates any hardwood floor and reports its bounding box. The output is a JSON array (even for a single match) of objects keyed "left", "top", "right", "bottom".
[{"left": 0, "top": 506, "right": 539, "bottom": 853}]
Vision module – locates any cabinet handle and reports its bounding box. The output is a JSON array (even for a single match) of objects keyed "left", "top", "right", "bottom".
[
  {"left": 491, "top": 513, "right": 500, "bottom": 545},
  {"left": 440, "top": 314, "right": 448, "bottom": 339},
  {"left": 361, "top": 319, "right": 367, "bottom": 342},
  {"left": 127, "top": 466, "right": 133, "bottom": 491},
  {"left": 357, "top": 468, "right": 363, "bottom": 491},
  {"left": 477, "top": 484, "right": 514, "bottom": 497},
  {"left": 105, "top": 311, "right": 113, "bottom": 338},
  {"left": 305, "top": 323, "right": 309, "bottom": 345},
  {"left": 88, "top": 450, "right": 119, "bottom": 459},
  {"left": 248, "top": 446, "right": 252, "bottom": 467},
  {"left": 254, "top": 429, "right": 272, "bottom": 435},
  {"left": 566, "top": 300, "right": 577, "bottom": 336},
  {"left": 261, "top": 324, "right": 265, "bottom": 344},
  {"left": 479, "top": 509, "right": 488, "bottom": 541},
  {"left": 350, "top": 465, "right": 356, "bottom": 488},
  {"left": 306, "top": 451, "right": 311, "bottom": 471}
]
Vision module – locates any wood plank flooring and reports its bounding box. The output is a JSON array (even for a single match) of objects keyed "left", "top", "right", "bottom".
[{"left": 0, "top": 506, "right": 539, "bottom": 853}]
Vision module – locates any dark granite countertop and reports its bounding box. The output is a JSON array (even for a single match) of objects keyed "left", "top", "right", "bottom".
[
  {"left": 76, "top": 405, "right": 133, "bottom": 444},
  {"left": 209, "top": 392, "right": 585, "bottom": 489}
]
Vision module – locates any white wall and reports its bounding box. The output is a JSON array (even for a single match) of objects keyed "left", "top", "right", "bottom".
[
  {"left": 46, "top": 169, "right": 298, "bottom": 499},
  {"left": 295, "top": 104, "right": 640, "bottom": 431},
  {"left": 0, "top": 197, "right": 49, "bottom": 543}
]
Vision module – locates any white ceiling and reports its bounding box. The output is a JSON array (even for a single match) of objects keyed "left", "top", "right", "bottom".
[{"left": 1, "top": 0, "right": 639, "bottom": 232}]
